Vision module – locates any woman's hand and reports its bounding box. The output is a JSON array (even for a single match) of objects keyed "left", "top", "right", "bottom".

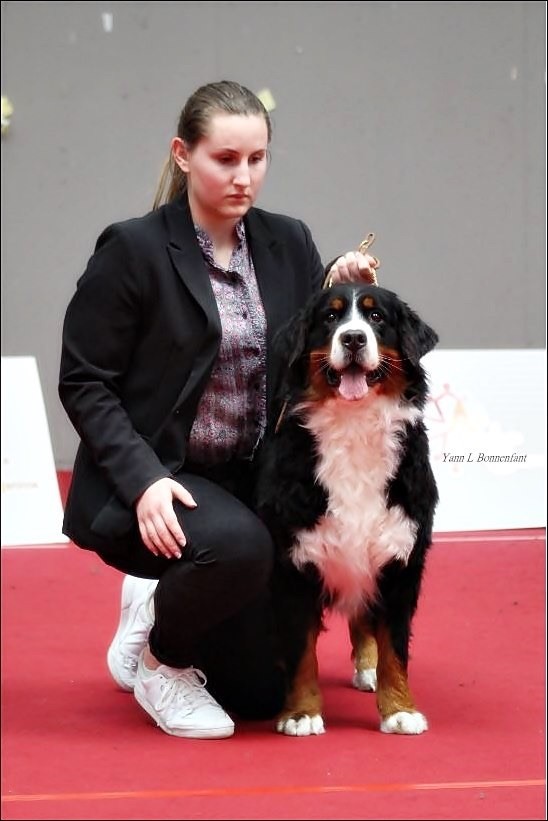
[
  {"left": 135, "top": 477, "right": 197, "bottom": 559},
  {"left": 326, "top": 251, "right": 380, "bottom": 286}
]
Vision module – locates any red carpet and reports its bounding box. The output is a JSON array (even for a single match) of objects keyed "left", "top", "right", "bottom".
[{"left": 1, "top": 492, "right": 545, "bottom": 820}]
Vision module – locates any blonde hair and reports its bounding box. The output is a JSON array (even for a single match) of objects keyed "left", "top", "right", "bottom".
[{"left": 153, "top": 80, "right": 272, "bottom": 210}]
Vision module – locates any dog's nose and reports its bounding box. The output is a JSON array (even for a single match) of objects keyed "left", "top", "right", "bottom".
[{"left": 340, "top": 330, "right": 367, "bottom": 351}]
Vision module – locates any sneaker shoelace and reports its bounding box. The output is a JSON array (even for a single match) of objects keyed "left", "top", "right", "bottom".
[{"left": 156, "top": 668, "right": 221, "bottom": 714}]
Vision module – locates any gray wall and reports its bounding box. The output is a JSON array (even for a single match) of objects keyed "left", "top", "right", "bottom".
[{"left": 1, "top": 0, "right": 545, "bottom": 469}]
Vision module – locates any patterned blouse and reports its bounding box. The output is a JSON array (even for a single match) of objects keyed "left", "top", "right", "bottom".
[{"left": 186, "top": 220, "right": 267, "bottom": 465}]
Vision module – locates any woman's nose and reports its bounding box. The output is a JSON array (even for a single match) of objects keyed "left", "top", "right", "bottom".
[{"left": 234, "top": 163, "right": 251, "bottom": 186}]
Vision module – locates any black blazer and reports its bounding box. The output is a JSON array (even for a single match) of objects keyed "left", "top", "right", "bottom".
[{"left": 59, "top": 195, "right": 324, "bottom": 548}]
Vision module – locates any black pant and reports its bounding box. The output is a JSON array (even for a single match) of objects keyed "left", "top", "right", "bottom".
[{"left": 95, "top": 461, "right": 287, "bottom": 720}]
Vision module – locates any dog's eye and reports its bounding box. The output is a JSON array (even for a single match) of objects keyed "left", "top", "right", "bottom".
[
  {"left": 370, "top": 311, "right": 383, "bottom": 323},
  {"left": 325, "top": 312, "right": 338, "bottom": 324}
]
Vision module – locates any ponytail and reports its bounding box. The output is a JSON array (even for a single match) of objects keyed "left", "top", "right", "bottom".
[{"left": 152, "top": 153, "right": 187, "bottom": 210}]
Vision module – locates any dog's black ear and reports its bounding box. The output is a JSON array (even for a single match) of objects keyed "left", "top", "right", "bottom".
[
  {"left": 275, "top": 308, "right": 308, "bottom": 369},
  {"left": 273, "top": 297, "right": 317, "bottom": 391},
  {"left": 397, "top": 302, "right": 439, "bottom": 365}
]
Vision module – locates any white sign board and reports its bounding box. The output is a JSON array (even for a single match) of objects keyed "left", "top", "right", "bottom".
[
  {"left": 1, "top": 356, "right": 69, "bottom": 547},
  {"left": 423, "top": 349, "right": 546, "bottom": 533}
]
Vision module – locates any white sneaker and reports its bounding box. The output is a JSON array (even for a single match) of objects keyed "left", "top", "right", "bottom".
[
  {"left": 107, "top": 575, "right": 157, "bottom": 692},
  {"left": 134, "top": 654, "right": 235, "bottom": 739}
]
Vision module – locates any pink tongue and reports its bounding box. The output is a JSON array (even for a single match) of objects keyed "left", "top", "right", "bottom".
[{"left": 338, "top": 372, "right": 369, "bottom": 401}]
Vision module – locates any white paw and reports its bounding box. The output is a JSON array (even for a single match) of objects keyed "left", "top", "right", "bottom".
[
  {"left": 352, "top": 667, "right": 377, "bottom": 691},
  {"left": 276, "top": 714, "right": 326, "bottom": 736},
  {"left": 380, "top": 711, "right": 428, "bottom": 735}
]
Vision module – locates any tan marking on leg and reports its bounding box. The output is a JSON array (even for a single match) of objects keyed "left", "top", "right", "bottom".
[
  {"left": 279, "top": 627, "right": 322, "bottom": 721},
  {"left": 349, "top": 613, "right": 378, "bottom": 671},
  {"left": 375, "top": 623, "right": 416, "bottom": 719}
]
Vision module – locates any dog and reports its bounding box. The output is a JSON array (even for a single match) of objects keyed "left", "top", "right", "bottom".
[{"left": 256, "top": 282, "right": 439, "bottom": 736}]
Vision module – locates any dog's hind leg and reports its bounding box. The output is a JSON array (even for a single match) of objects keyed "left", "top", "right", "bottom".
[
  {"left": 276, "top": 624, "right": 325, "bottom": 736},
  {"left": 374, "top": 622, "right": 428, "bottom": 735},
  {"left": 348, "top": 610, "right": 378, "bottom": 692}
]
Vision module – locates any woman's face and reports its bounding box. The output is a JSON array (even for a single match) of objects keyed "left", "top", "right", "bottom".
[{"left": 173, "top": 113, "right": 269, "bottom": 226}]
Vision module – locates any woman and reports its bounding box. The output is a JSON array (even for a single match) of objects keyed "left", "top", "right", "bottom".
[{"left": 59, "top": 80, "right": 378, "bottom": 739}]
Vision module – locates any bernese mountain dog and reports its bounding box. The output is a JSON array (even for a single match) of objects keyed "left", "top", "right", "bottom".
[{"left": 256, "top": 282, "right": 439, "bottom": 737}]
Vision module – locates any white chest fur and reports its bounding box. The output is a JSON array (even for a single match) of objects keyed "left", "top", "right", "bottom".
[{"left": 291, "top": 396, "right": 421, "bottom": 615}]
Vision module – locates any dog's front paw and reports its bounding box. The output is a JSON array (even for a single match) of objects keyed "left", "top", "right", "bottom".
[
  {"left": 380, "top": 711, "right": 428, "bottom": 735},
  {"left": 352, "top": 667, "right": 377, "bottom": 692},
  {"left": 276, "top": 714, "right": 326, "bottom": 736}
]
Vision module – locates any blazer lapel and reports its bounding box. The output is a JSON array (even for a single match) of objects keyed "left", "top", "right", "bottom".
[
  {"left": 164, "top": 196, "right": 220, "bottom": 330},
  {"left": 161, "top": 196, "right": 221, "bottom": 422},
  {"left": 244, "top": 209, "right": 289, "bottom": 348},
  {"left": 245, "top": 209, "right": 296, "bottom": 411}
]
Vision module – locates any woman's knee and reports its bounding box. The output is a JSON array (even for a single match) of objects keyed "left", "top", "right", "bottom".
[{"left": 175, "top": 499, "right": 274, "bottom": 587}]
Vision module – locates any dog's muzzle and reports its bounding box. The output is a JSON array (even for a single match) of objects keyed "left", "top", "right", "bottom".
[{"left": 329, "top": 320, "right": 380, "bottom": 401}]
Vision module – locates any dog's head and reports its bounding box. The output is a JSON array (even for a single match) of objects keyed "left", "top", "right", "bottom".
[{"left": 274, "top": 283, "right": 439, "bottom": 407}]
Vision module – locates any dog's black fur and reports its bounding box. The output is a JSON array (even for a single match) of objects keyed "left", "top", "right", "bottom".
[{"left": 256, "top": 282, "right": 439, "bottom": 735}]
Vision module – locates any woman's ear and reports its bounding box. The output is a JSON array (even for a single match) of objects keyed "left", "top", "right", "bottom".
[{"left": 171, "top": 137, "right": 190, "bottom": 173}]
